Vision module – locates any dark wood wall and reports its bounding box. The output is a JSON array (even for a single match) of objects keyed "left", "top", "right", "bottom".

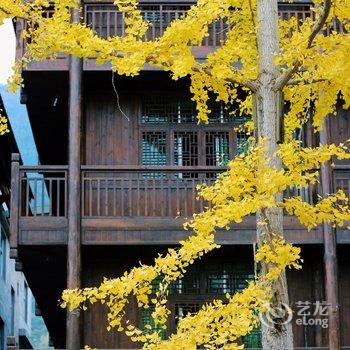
[{"left": 84, "top": 92, "right": 139, "bottom": 165}]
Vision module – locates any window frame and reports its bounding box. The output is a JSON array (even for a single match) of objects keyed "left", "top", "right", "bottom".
[{"left": 139, "top": 125, "right": 236, "bottom": 167}]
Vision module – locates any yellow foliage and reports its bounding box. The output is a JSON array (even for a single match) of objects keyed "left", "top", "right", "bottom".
[
  {"left": 0, "top": 112, "right": 9, "bottom": 135},
  {"left": 2, "top": 0, "right": 350, "bottom": 348}
]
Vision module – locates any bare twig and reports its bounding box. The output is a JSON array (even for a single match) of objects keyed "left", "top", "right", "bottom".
[
  {"left": 111, "top": 72, "right": 130, "bottom": 121},
  {"left": 274, "top": 0, "right": 332, "bottom": 91}
]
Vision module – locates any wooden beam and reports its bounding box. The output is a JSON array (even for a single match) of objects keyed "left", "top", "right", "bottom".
[
  {"left": 66, "top": 3, "right": 83, "bottom": 349},
  {"left": 320, "top": 118, "right": 341, "bottom": 350}
]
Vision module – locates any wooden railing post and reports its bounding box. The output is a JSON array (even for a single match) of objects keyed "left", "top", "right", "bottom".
[
  {"left": 66, "top": 2, "right": 83, "bottom": 349},
  {"left": 320, "top": 119, "right": 341, "bottom": 350},
  {"left": 9, "top": 153, "right": 20, "bottom": 260}
]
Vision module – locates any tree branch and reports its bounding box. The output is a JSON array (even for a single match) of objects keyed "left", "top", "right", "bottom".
[
  {"left": 274, "top": 0, "right": 332, "bottom": 91},
  {"left": 286, "top": 77, "right": 328, "bottom": 86},
  {"left": 0, "top": 5, "right": 11, "bottom": 15},
  {"left": 192, "top": 63, "right": 258, "bottom": 92}
]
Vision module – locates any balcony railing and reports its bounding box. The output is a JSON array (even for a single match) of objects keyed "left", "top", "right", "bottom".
[
  {"left": 14, "top": 163, "right": 325, "bottom": 220},
  {"left": 16, "top": 165, "right": 224, "bottom": 219},
  {"left": 19, "top": 166, "right": 68, "bottom": 217},
  {"left": 84, "top": 3, "right": 346, "bottom": 44},
  {"left": 17, "top": 2, "right": 346, "bottom": 68},
  {"left": 81, "top": 166, "right": 222, "bottom": 217}
]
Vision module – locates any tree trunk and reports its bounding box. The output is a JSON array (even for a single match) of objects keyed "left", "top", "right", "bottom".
[{"left": 256, "top": 0, "right": 294, "bottom": 349}]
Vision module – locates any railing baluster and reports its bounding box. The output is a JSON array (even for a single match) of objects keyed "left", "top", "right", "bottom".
[
  {"left": 144, "top": 177, "right": 148, "bottom": 216},
  {"left": 97, "top": 178, "right": 101, "bottom": 216},
  {"left": 137, "top": 176, "right": 140, "bottom": 216},
  {"left": 113, "top": 178, "right": 117, "bottom": 216},
  {"left": 107, "top": 10, "right": 110, "bottom": 37},
  {"left": 153, "top": 177, "right": 156, "bottom": 216},
  {"left": 34, "top": 179, "right": 38, "bottom": 216},
  {"left": 25, "top": 177, "right": 30, "bottom": 217},
  {"left": 41, "top": 177, "right": 45, "bottom": 216},
  {"left": 121, "top": 178, "right": 125, "bottom": 216},
  {"left": 57, "top": 178, "right": 60, "bottom": 217},
  {"left": 160, "top": 5, "right": 163, "bottom": 36},
  {"left": 184, "top": 180, "right": 188, "bottom": 216},
  {"left": 191, "top": 178, "right": 195, "bottom": 215},
  {"left": 176, "top": 178, "right": 180, "bottom": 216},
  {"left": 105, "top": 178, "right": 108, "bottom": 216},
  {"left": 129, "top": 178, "right": 132, "bottom": 216},
  {"left": 49, "top": 179, "right": 52, "bottom": 216},
  {"left": 160, "top": 175, "right": 165, "bottom": 217},
  {"left": 89, "top": 178, "right": 92, "bottom": 217}
]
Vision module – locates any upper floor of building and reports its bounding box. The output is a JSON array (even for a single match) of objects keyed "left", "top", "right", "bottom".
[{"left": 15, "top": 0, "right": 346, "bottom": 71}]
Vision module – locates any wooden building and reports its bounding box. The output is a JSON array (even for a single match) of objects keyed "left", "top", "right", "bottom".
[{"left": 8, "top": 1, "right": 350, "bottom": 349}]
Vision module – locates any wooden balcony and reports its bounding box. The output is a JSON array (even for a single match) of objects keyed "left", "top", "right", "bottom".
[
  {"left": 10, "top": 156, "right": 350, "bottom": 247},
  {"left": 19, "top": 2, "right": 346, "bottom": 71}
]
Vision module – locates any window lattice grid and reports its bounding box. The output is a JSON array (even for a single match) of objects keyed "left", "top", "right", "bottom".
[
  {"left": 236, "top": 132, "right": 249, "bottom": 156},
  {"left": 174, "top": 303, "right": 200, "bottom": 326},
  {"left": 141, "top": 98, "right": 196, "bottom": 124},
  {"left": 142, "top": 132, "right": 167, "bottom": 166},
  {"left": 169, "top": 272, "right": 200, "bottom": 295},
  {"left": 244, "top": 329, "right": 262, "bottom": 348},
  {"left": 140, "top": 307, "right": 167, "bottom": 339},
  {"left": 206, "top": 264, "right": 254, "bottom": 294},
  {"left": 205, "top": 132, "right": 230, "bottom": 166},
  {"left": 174, "top": 132, "right": 198, "bottom": 167},
  {"left": 207, "top": 101, "right": 234, "bottom": 123}
]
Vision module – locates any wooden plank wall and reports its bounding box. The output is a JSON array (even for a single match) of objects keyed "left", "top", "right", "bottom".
[
  {"left": 84, "top": 92, "right": 139, "bottom": 165},
  {"left": 82, "top": 259, "right": 139, "bottom": 349}
]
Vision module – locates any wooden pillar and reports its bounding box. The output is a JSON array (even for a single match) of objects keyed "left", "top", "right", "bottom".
[
  {"left": 319, "top": 118, "right": 341, "bottom": 350},
  {"left": 9, "top": 153, "right": 20, "bottom": 260},
  {"left": 66, "top": 3, "right": 83, "bottom": 350},
  {"left": 313, "top": 261, "right": 324, "bottom": 347}
]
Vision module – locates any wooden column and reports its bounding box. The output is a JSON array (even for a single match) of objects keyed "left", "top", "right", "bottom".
[
  {"left": 9, "top": 153, "right": 20, "bottom": 260},
  {"left": 319, "top": 118, "right": 341, "bottom": 350},
  {"left": 313, "top": 261, "right": 324, "bottom": 347},
  {"left": 66, "top": 3, "right": 83, "bottom": 349}
]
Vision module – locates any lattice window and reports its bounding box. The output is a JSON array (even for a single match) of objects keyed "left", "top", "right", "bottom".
[
  {"left": 140, "top": 307, "right": 167, "bottom": 339},
  {"left": 141, "top": 98, "right": 196, "bottom": 124},
  {"left": 174, "top": 132, "right": 198, "bottom": 166},
  {"left": 207, "top": 101, "right": 233, "bottom": 123},
  {"left": 206, "top": 264, "right": 254, "bottom": 294},
  {"left": 244, "top": 329, "right": 262, "bottom": 348},
  {"left": 174, "top": 303, "right": 200, "bottom": 326},
  {"left": 236, "top": 132, "right": 249, "bottom": 156},
  {"left": 170, "top": 270, "right": 200, "bottom": 294},
  {"left": 205, "top": 132, "right": 230, "bottom": 166},
  {"left": 335, "top": 176, "right": 350, "bottom": 198},
  {"left": 142, "top": 132, "right": 167, "bottom": 166}
]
